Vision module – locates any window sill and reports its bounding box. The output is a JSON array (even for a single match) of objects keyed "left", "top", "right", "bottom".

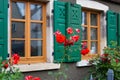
[
  {"left": 14, "top": 63, "right": 60, "bottom": 72},
  {"left": 76, "top": 60, "right": 92, "bottom": 67}
]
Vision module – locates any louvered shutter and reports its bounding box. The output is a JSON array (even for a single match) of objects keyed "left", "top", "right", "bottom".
[
  {"left": 107, "top": 10, "right": 117, "bottom": 47},
  {"left": 0, "top": 0, "right": 8, "bottom": 60}
]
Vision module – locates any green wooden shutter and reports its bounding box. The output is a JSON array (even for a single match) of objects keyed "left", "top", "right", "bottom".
[
  {"left": 54, "top": 1, "right": 81, "bottom": 62},
  {"left": 54, "top": 1, "right": 67, "bottom": 62},
  {"left": 118, "top": 13, "right": 120, "bottom": 46},
  {"left": 107, "top": 10, "right": 117, "bottom": 47},
  {"left": 66, "top": 3, "right": 81, "bottom": 62},
  {"left": 0, "top": 0, "right": 8, "bottom": 60}
]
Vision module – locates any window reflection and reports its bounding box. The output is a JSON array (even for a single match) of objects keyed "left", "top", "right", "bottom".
[
  {"left": 91, "top": 28, "right": 97, "bottom": 40},
  {"left": 31, "top": 23, "right": 42, "bottom": 38},
  {"left": 90, "top": 42, "right": 97, "bottom": 54},
  {"left": 12, "top": 2, "right": 25, "bottom": 19},
  {"left": 30, "top": 4, "right": 42, "bottom": 20},
  {"left": 82, "top": 12, "right": 87, "bottom": 25},
  {"left": 12, "top": 40, "right": 25, "bottom": 57},
  {"left": 82, "top": 27, "right": 87, "bottom": 40},
  {"left": 12, "top": 22, "right": 25, "bottom": 38},
  {"left": 31, "top": 40, "right": 42, "bottom": 56},
  {"left": 91, "top": 13, "right": 97, "bottom": 26}
]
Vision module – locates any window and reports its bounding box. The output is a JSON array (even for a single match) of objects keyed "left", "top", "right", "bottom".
[
  {"left": 10, "top": 0, "right": 46, "bottom": 64},
  {"left": 81, "top": 9, "right": 100, "bottom": 60}
]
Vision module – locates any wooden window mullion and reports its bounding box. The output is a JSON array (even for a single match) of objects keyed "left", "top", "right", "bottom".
[{"left": 88, "top": 12, "right": 91, "bottom": 51}]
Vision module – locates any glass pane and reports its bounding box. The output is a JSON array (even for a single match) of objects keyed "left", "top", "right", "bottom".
[
  {"left": 90, "top": 13, "right": 97, "bottom": 26},
  {"left": 12, "top": 2, "right": 25, "bottom": 19},
  {"left": 90, "top": 42, "right": 97, "bottom": 54},
  {"left": 82, "top": 27, "right": 87, "bottom": 40},
  {"left": 31, "top": 40, "right": 42, "bottom": 56},
  {"left": 82, "top": 12, "right": 87, "bottom": 25},
  {"left": 91, "top": 28, "right": 97, "bottom": 40},
  {"left": 31, "top": 23, "right": 42, "bottom": 38},
  {"left": 12, "top": 40, "right": 25, "bottom": 57},
  {"left": 30, "top": 4, "right": 42, "bottom": 20},
  {"left": 12, "top": 22, "right": 25, "bottom": 38}
]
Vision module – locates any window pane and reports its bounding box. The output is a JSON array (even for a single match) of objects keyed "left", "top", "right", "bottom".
[
  {"left": 91, "top": 28, "right": 97, "bottom": 40},
  {"left": 31, "top": 40, "right": 42, "bottom": 56},
  {"left": 12, "top": 22, "right": 25, "bottom": 38},
  {"left": 90, "top": 13, "right": 97, "bottom": 26},
  {"left": 31, "top": 23, "right": 42, "bottom": 38},
  {"left": 82, "top": 12, "right": 87, "bottom": 25},
  {"left": 12, "top": 2, "right": 25, "bottom": 19},
  {"left": 90, "top": 42, "right": 97, "bottom": 54},
  {"left": 30, "top": 4, "right": 42, "bottom": 20},
  {"left": 12, "top": 40, "right": 25, "bottom": 57},
  {"left": 82, "top": 27, "right": 87, "bottom": 40}
]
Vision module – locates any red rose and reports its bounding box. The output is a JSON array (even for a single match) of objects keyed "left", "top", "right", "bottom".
[
  {"left": 33, "top": 77, "right": 41, "bottom": 80},
  {"left": 71, "top": 35, "right": 79, "bottom": 42},
  {"left": 54, "top": 30, "right": 61, "bottom": 36},
  {"left": 66, "top": 27, "right": 73, "bottom": 34},
  {"left": 2, "top": 61, "right": 9, "bottom": 69},
  {"left": 64, "top": 39, "right": 74, "bottom": 46},
  {"left": 75, "top": 29, "right": 80, "bottom": 33},
  {"left": 116, "top": 59, "right": 119, "bottom": 63},
  {"left": 56, "top": 34, "right": 66, "bottom": 44},
  {"left": 81, "top": 48, "right": 89, "bottom": 55},
  {"left": 25, "top": 75, "right": 33, "bottom": 80},
  {"left": 12, "top": 54, "right": 20, "bottom": 64}
]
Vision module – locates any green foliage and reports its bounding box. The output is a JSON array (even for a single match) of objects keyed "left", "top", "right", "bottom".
[
  {"left": 0, "top": 59, "right": 22, "bottom": 80},
  {"left": 89, "top": 41, "right": 120, "bottom": 80}
]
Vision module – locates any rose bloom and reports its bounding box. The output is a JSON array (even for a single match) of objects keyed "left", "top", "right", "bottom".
[
  {"left": 12, "top": 53, "right": 20, "bottom": 64},
  {"left": 75, "top": 29, "right": 80, "bottom": 33},
  {"left": 81, "top": 48, "right": 89, "bottom": 55},
  {"left": 56, "top": 34, "right": 66, "bottom": 44},
  {"left": 116, "top": 59, "right": 119, "bottom": 63},
  {"left": 71, "top": 35, "right": 79, "bottom": 42},
  {"left": 2, "top": 61, "right": 9, "bottom": 69},
  {"left": 54, "top": 30, "right": 61, "bottom": 36},
  {"left": 25, "top": 75, "right": 33, "bottom": 80},
  {"left": 64, "top": 39, "right": 74, "bottom": 46},
  {"left": 33, "top": 77, "right": 41, "bottom": 80},
  {"left": 66, "top": 27, "right": 73, "bottom": 34}
]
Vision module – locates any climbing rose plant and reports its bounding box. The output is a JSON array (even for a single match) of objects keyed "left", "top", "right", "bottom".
[
  {"left": 0, "top": 54, "right": 41, "bottom": 80},
  {"left": 0, "top": 53, "right": 22, "bottom": 80},
  {"left": 54, "top": 27, "right": 89, "bottom": 55},
  {"left": 54, "top": 27, "right": 80, "bottom": 46}
]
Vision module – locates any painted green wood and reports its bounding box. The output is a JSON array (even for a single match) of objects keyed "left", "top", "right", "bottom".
[
  {"left": 54, "top": 1, "right": 81, "bottom": 62},
  {"left": 0, "top": 0, "right": 8, "bottom": 60},
  {"left": 118, "top": 13, "right": 120, "bottom": 46},
  {"left": 66, "top": 2, "right": 81, "bottom": 62},
  {"left": 54, "top": 1, "right": 67, "bottom": 62},
  {"left": 107, "top": 10, "right": 117, "bottom": 47}
]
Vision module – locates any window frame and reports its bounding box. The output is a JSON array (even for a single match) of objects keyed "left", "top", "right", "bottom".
[
  {"left": 81, "top": 9, "right": 101, "bottom": 60},
  {"left": 10, "top": 0, "right": 47, "bottom": 64}
]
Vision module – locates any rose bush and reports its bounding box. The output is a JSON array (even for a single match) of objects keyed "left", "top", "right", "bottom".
[
  {"left": 0, "top": 54, "right": 22, "bottom": 80},
  {"left": 89, "top": 42, "right": 120, "bottom": 80},
  {"left": 49, "top": 27, "right": 89, "bottom": 80}
]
